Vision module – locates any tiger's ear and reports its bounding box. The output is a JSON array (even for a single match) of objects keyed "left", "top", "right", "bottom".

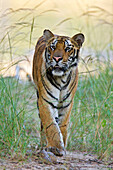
[
  {"left": 71, "top": 33, "right": 85, "bottom": 47},
  {"left": 43, "top": 29, "right": 54, "bottom": 41}
]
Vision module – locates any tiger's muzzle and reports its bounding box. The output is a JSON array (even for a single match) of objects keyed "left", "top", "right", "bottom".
[{"left": 51, "top": 60, "right": 69, "bottom": 77}]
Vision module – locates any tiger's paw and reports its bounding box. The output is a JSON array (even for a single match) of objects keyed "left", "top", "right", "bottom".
[
  {"left": 38, "top": 149, "right": 58, "bottom": 164},
  {"left": 45, "top": 147, "right": 66, "bottom": 156}
]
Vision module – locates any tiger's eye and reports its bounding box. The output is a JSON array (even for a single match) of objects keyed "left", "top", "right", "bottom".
[{"left": 65, "top": 47, "right": 73, "bottom": 52}]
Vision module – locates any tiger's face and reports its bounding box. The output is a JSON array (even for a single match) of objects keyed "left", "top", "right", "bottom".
[{"left": 44, "top": 30, "right": 85, "bottom": 77}]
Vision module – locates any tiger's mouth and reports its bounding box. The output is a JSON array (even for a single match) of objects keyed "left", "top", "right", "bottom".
[
  {"left": 46, "top": 61, "right": 69, "bottom": 77},
  {"left": 52, "top": 67, "right": 64, "bottom": 76},
  {"left": 53, "top": 65, "right": 63, "bottom": 72},
  {"left": 51, "top": 64, "right": 68, "bottom": 77}
]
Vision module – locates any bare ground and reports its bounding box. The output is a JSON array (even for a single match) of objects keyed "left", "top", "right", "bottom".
[{"left": 0, "top": 151, "right": 113, "bottom": 170}]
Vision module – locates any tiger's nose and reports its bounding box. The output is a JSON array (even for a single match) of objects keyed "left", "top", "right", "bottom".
[{"left": 53, "top": 56, "right": 62, "bottom": 62}]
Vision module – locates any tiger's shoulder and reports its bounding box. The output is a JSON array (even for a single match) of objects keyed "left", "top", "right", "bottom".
[
  {"left": 32, "top": 36, "right": 46, "bottom": 83},
  {"left": 34, "top": 36, "right": 46, "bottom": 56}
]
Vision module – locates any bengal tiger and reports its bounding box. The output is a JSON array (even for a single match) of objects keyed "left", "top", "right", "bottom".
[{"left": 32, "top": 29, "right": 85, "bottom": 157}]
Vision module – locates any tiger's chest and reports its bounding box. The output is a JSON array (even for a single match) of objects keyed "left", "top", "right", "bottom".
[
  {"left": 40, "top": 59, "right": 77, "bottom": 112},
  {"left": 46, "top": 71, "right": 74, "bottom": 107}
]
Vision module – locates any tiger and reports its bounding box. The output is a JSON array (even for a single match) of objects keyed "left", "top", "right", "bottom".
[{"left": 32, "top": 29, "right": 85, "bottom": 157}]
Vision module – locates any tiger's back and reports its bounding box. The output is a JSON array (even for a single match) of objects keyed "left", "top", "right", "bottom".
[{"left": 32, "top": 29, "right": 85, "bottom": 156}]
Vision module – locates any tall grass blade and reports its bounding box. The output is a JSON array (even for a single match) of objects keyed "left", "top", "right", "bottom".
[
  {"left": 29, "top": 17, "right": 34, "bottom": 49},
  {"left": 7, "top": 32, "right": 12, "bottom": 61}
]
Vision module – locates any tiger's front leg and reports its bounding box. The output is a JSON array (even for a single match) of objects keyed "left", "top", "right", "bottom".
[
  {"left": 38, "top": 97, "right": 65, "bottom": 156},
  {"left": 59, "top": 101, "right": 73, "bottom": 147}
]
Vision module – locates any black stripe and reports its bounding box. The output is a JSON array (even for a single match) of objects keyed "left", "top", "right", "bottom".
[
  {"left": 73, "top": 49, "right": 76, "bottom": 56},
  {"left": 36, "top": 37, "right": 45, "bottom": 49},
  {"left": 65, "top": 39, "right": 73, "bottom": 46},
  {"left": 41, "top": 74, "right": 58, "bottom": 101},
  {"left": 41, "top": 122, "right": 43, "bottom": 131},
  {"left": 61, "top": 71, "right": 72, "bottom": 90},
  {"left": 68, "top": 76, "right": 78, "bottom": 95},
  {"left": 61, "top": 79, "right": 66, "bottom": 84},
  {"left": 60, "top": 75, "right": 77, "bottom": 103},
  {"left": 46, "top": 122, "right": 56, "bottom": 130},
  {"left": 55, "top": 117, "right": 59, "bottom": 123},
  {"left": 59, "top": 113, "right": 63, "bottom": 117},
  {"left": 36, "top": 90, "right": 39, "bottom": 109},
  {"left": 46, "top": 72, "right": 61, "bottom": 90},
  {"left": 42, "top": 96, "right": 72, "bottom": 109},
  {"left": 60, "top": 78, "right": 77, "bottom": 103},
  {"left": 52, "top": 76, "right": 61, "bottom": 88},
  {"left": 68, "top": 49, "right": 79, "bottom": 69},
  {"left": 45, "top": 48, "right": 47, "bottom": 61},
  {"left": 36, "top": 90, "right": 39, "bottom": 99},
  {"left": 75, "top": 49, "right": 79, "bottom": 59},
  {"left": 69, "top": 62, "right": 77, "bottom": 68},
  {"left": 60, "top": 93, "right": 70, "bottom": 103},
  {"left": 69, "top": 49, "right": 79, "bottom": 68}
]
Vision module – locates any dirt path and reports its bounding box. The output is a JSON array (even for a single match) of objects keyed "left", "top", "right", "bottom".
[{"left": 0, "top": 151, "right": 112, "bottom": 170}]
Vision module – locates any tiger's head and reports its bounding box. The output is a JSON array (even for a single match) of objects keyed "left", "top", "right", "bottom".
[{"left": 43, "top": 29, "right": 85, "bottom": 77}]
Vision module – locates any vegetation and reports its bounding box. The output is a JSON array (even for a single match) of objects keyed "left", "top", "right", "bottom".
[
  {"left": 0, "top": 77, "right": 40, "bottom": 157},
  {"left": 0, "top": 0, "right": 112, "bottom": 161},
  {"left": 0, "top": 63, "right": 112, "bottom": 159},
  {"left": 68, "top": 65, "right": 113, "bottom": 160}
]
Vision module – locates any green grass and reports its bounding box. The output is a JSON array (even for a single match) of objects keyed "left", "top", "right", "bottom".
[
  {"left": 0, "top": 77, "right": 40, "bottom": 157},
  {"left": 67, "top": 65, "right": 113, "bottom": 160}
]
